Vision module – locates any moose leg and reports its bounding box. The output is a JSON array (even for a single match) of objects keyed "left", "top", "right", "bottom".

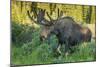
[
  {"left": 46, "top": 33, "right": 52, "bottom": 45},
  {"left": 64, "top": 41, "right": 70, "bottom": 56},
  {"left": 57, "top": 45, "right": 61, "bottom": 54}
]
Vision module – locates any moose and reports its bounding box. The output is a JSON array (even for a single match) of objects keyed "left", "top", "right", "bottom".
[{"left": 27, "top": 8, "right": 92, "bottom": 56}]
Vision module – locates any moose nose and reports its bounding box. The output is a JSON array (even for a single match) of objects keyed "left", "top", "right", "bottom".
[{"left": 40, "top": 36, "right": 46, "bottom": 41}]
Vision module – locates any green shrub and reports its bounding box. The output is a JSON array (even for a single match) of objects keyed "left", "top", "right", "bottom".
[
  {"left": 12, "top": 21, "right": 34, "bottom": 46},
  {"left": 11, "top": 22, "right": 96, "bottom": 65}
]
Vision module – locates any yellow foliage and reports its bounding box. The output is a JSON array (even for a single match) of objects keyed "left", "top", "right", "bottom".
[{"left": 11, "top": 0, "right": 96, "bottom": 28}]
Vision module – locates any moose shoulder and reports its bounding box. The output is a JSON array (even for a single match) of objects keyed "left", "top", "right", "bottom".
[{"left": 27, "top": 9, "right": 92, "bottom": 56}]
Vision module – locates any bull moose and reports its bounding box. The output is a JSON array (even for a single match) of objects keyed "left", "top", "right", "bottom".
[{"left": 27, "top": 9, "right": 92, "bottom": 56}]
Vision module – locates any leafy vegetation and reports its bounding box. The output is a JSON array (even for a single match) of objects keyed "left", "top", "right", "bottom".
[
  {"left": 11, "top": 0, "right": 96, "bottom": 65},
  {"left": 11, "top": 23, "right": 96, "bottom": 65}
]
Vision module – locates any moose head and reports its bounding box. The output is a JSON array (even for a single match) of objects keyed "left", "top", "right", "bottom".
[{"left": 27, "top": 8, "right": 63, "bottom": 41}]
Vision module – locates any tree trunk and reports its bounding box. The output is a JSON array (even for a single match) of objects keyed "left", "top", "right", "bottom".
[{"left": 86, "top": 6, "right": 92, "bottom": 24}]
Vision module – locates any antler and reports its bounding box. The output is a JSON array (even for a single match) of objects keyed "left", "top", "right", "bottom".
[
  {"left": 46, "top": 8, "right": 63, "bottom": 21},
  {"left": 46, "top": 12, "right": 54, "bottom": 21},
  {"left": 27, "top": 9, "right": 54, "bottom": 26},
  {"left": 27, "top": 10, "right": 37, "bottom": 24},
  {"left": 57, "top": 8, "right": 63, "bottom": 19},
  {"left": 27, "top": 8, "right": 46, "bottom": 24}
]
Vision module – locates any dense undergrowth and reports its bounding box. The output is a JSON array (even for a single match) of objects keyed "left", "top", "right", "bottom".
[{"left": 11, "top": 22, "right": 96, "bottom": 65}]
